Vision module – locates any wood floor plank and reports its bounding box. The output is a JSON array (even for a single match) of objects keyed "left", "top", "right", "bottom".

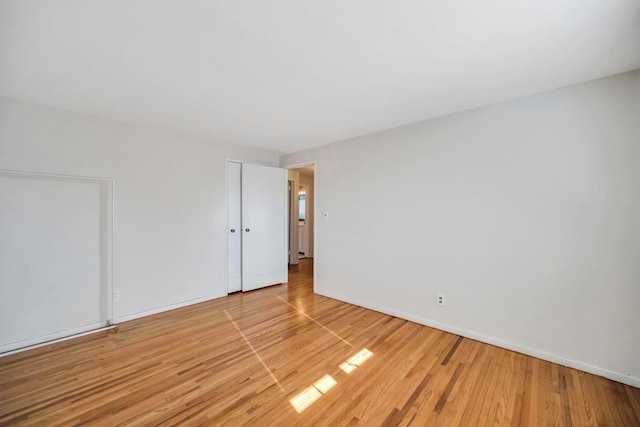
[{"left": 1, "top": 259, "right": 638, "bottom": 426}]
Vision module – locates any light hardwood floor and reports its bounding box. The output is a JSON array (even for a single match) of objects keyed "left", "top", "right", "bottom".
[{"left": 1, "top": 259, "right": 639, "bottom": 426}]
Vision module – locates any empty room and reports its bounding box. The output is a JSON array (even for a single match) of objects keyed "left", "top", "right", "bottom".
[{"left": 1, "top": 0, "right": 639, "bottom": 425}]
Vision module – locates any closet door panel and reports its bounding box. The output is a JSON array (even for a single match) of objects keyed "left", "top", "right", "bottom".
[
  {"left": 241, "top": 164, "right": 287, "bottom": 291},
  {"left": 226, "top": 161, "right": 242, "bottom": 293}
]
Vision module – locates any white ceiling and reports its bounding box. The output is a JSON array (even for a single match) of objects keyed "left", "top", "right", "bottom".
[{"left": 1, "top": 1, "right": 639, "bottom": 154}]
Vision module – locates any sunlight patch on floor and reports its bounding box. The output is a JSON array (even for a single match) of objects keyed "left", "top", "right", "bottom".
[
  {"left": 340, "top": 348, "right": 373, "bottom": 374},
  {"left": 290, "top": 374, "right": 338, "bottom": 413}
]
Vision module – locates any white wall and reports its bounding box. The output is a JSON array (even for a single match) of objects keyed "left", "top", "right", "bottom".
[
  {"left": 0, "top": 96, "right": 278, "bottom": 323},
  {"left": 281, "top": 70, "right": 640, "bottom": 387}
]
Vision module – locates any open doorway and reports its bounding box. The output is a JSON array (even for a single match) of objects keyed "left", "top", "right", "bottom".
[
  {"left": 288, "top": 164, "right": 314, "bottom": 261},
  {"left": 285, "top": 162, "right": 316, "bottom": 286},
  {"left": 298, "top": 183, "right": 309, "bottom": 258}
]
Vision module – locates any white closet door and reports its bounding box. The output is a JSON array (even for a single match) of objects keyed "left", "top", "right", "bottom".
[
  {"left": 226, "top": 161, "right": 242, "bottom": 293},
  {"left": 241, "top": 164, "right": 287, "bottom": 291},
  {"left": 0, "top": 172, "right": 111, "bottom": 353}
]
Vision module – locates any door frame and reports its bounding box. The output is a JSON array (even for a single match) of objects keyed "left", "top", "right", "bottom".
[
  {"left": 282, "top": 160, "right": 318, "bottom": 291},
  {"left": 288, "top": 179, "right": 297, "bottom": 265},
  {"left": 298, "top": 183, "right": 309, "bottom": 257},
  {"left": 0, "top": 169, "right": 115, "bottom": 355}
]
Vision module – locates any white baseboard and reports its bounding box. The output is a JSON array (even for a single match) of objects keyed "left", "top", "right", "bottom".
[
  {"left": 0, "top": 323, "right": 114, "bottom": 356},
  {"left": 113, "top": 293, "right": 225, "bottom": 323},
  {"left": 316, "top": 289, "right": 640, "bottom": 388},
  {"left": 2, "top": 294, "right": 226, "bottom": 356}
]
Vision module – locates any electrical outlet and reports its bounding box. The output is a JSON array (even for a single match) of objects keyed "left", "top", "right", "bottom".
[
  {"left": 113, "top": 290, "right": 120, "bottom": 301},
  {"left": 436, "top": 293, "right": 445, "bottom": 307}
]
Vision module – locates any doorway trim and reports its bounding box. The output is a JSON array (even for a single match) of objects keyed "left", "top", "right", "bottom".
[
  {"left": 282, "top": 160, "right": 318, "bottom": 292},
  {"left": 0, "top": 168, "right": 115, "bottom": 355},
  {"left": 287, "top": 178, "right": 298, "bottom": 265}
]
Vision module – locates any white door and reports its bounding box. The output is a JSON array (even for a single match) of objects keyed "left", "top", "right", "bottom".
[
  {"left": 241, "top": 164, "right": 287, "bottom": 291},
  {"left": 226, "top": 161, "right": 242, "bottom": 293}
]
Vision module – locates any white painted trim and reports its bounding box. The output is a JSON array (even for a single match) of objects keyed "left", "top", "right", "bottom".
[
  {"left": 316, "top": 289, "right": 640, "bottom": 388},
  {"left": 0, "top": 168, "right": 115, "bottom": 183},
  {"left": 0, "top": 169, "right": 116, "bottom": 347},
  {"left": 286, "top": 179, "right": 298, "bottom": 265},
  {"left": 282, "top": 161, "right": 316, "bottom": 169},
  {"left": 282, "top": 160, "right": 318, "bottom": 292},
  {"left": 0, "top": 321, "right": 111, "bottom": 355},
  {"left": 113, "top": 293, "right": 225, "bottom": 323},
  {"left": 282, "top": 167, "right": 289, "bottom": 284},
  {"left": 104, "top": 178, "right": 115, "bottom": 326}
]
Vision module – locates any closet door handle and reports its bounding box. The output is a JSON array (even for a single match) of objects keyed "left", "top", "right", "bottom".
[
  {"left": 230, "top": 229, "right": 236, "bottom": 233},
  {"left": 245, "top": 228, "right": 250, "bottom": 232}
]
